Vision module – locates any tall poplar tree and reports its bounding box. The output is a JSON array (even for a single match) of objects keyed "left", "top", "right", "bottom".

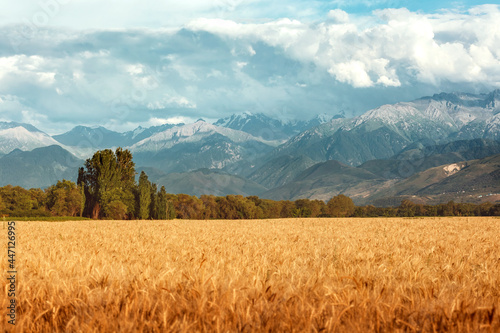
[
  {"left": 137, "top": 171, "right": 151, "bottom": 220},
  {"left": 78, "top": 148, "right": 136, "bottom": 219},
  {"left": 157, "top": 186, "right": 175, "bottom": 219},
  {"left": 150, "top": 183, "right": 158, "bottom": 220}
]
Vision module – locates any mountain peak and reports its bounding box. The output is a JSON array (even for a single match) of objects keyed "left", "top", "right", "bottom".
[
  {"left": 0, "top": 121, "right": 44, "bottom": 133},
  {"left": 213, "top": 112, "right": 339, "bottom": 141},
  {"left": 0, "top": 124, "right": 60, "bottom": 154}
]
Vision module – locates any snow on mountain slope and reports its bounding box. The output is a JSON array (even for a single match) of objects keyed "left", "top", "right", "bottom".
[
  {"left": 0, "top": 125, "right": 62, "bottom": 154},
  {"left": 484, "top": 113, "right": 500, "bottom": 140},
  {"left": 214, "top": 112, "right": 292, "bottom": 141},
  {"left": 214, "top": 111, "right": 260, "bottom": 128},
  {"left": 214, "top": 112, "right": 337, "bottom": 141},
  {"left": 273, "top": 90, "right": 500, "bottom": 166},
  {"left": 130, "top": 120, "right": 281, "bottom": 153},
  {"left": 52, "top": 125, "right": 128, "bottom": 148}
]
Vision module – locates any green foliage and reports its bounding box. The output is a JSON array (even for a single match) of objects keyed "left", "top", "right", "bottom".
[
  {"left": 157, "top": 186, "right": 175, "bottom": 220},
  {"left": 157, "top": 186, "right": 168, "bottom": 220},
  {"left": 29, "top": 188, "right": 47, "bottom": 210},
  {"left": 256, "top": 199, "right": 281, "bottom": 219},
  {"left": 200, "top": 195, "right": 218, "bottom": 219},
  {"left": 0, "top": 185, "right": 47, "bottom": 217},
  {"left": 215, "top": 195, "right": 256, "bottom": 219},
  {"left": 166, "top": 200, "right": 176, "bottom": 220},
  {"left": 280, "top": 201, "right": 296, "bottom": 218},
  {"left": 46, "top": 180, "right": 83, "bottom": 217},
  {"left": 107, "top": 200, "right": 128, "bottom": 220},
  {"left": 397, "top": 200, "right": 416, "bottom": 217},
  {"left": 78, "top": 148, "right": 136, "bottom": 219},
  {"left": 174, "top": 194, "right": 204, "bottom": 219},
  {"left": 79, "top": 184, "right": 85, "bottom": 217},
  {"left": 490, "top": 204, "right": 500, "bottom": 216},
  {"left": 327, "top": 194, "right": 355, "bottom": 217},
  {"left": 137, "top": 171, "right": 152, "bottom": 220},
  {"left": 150, "top": 183, "right": 158, "bottom": 219},
  {"left": 294, "top": 199, "right": 326, "bottom": 217}
]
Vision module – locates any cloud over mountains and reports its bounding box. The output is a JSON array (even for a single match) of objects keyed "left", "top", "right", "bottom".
[{"left": 0, "top": 2, "right": 499, "bottom": 134}]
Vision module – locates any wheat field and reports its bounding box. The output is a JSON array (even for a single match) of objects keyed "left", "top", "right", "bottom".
[{"left": 1, "top": 217, "right": 499, "bottom": 332}]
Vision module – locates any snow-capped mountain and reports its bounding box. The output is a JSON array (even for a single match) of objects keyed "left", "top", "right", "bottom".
[
  {"left": 130, "top": 120, "right": 280, "bottom": 174},
  {"left": 52, "top": 126, "right": 125, "bottom": 148},
  {"left": 272, "top": 90, "right": 500, "bottom": 166},
  {"left": 214, "top": 112, "right": 294, "bottom": 141},
  {"left": 213, "top": 112, "right": 336, "bottom": 141},
  {"left": 123, "top": 123, "right": 181, "bottom": 144},
  {"left": 52, "top": 123, "right": 181, "bottom": 149},
  {"left": 0, "top": 122, "right": 62, "bottom": 155},
  {"left": 130, "top": 120, "right": 281, "bottom": 153},
  {"left": 1, "top": 90, "right": 499, "bottom": 202}
]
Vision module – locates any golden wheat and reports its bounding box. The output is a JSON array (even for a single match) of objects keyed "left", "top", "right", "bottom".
[{"left": 1, "top": 217, "right": 499, "bottom": 332}]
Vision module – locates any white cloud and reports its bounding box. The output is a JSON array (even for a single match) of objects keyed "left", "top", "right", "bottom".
[
  {"left": 329, "top": 61, "right": 372, "bottom": 87},
  {"left": 21, "top": 109, "right": 49, "bottom": 129},
  {"left": 236, "top": 61, "right": 248, "bottom": 69},
  {"left": 148, "top": 116, "right": 192, "bottom": 125},
  {"left": 0, "top": 55, "right": 58, "bottom": 86},
  {"left": 247, "top": 45, "right": 256, "bottom": 55},
  {"left": 187, "top": 5, "right": 500, "bottom": 88},
  {"left": 327, "top": 9, "right": 349, "bottom": 24},
  {"left": 0, "top": 57, "right": 18, "bottom": 80},
  {"left": 0, "top": 4, "right": 499, "bottom": 134},
  {"left": 147, "top": 95, "right": 197, "bottom": 110},
  {"left": 126, "top": 64, "right": 145, "bottom": 76}
]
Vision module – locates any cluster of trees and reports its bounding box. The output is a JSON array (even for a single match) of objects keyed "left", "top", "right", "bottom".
[
  {"left": 162, "top": 194, "right": 349, "bottom": 220},
  {"left": 375, "top": 199, "right": 500, "bottom": 218},
  {"left": 75, "top": 149, "right": 356, "bottom": 220},
  {"left": 77, "top": 148, "right": 175, "bottom": 220},
  {"left": 1, "top": 148, "right": 499, "bottom": 219},
  {"left": 0, "top": 180, "right": 83, "bottom": 217}
]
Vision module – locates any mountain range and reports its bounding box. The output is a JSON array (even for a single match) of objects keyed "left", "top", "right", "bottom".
[{"left": 0, "top": 89, "right": 499, "bottom": 205}]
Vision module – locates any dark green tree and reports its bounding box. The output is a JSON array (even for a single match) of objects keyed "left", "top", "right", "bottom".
[
  {"left": 150, "top": 183, "right": 158, "bottom": 220},
  {"left": 137, "top": 171, "right": 152, "bottom": 220},
  {"left": 79, "top": 183, "right": 85, "bottom": 217},
  {"left": 327, "top": 194, "right": 355, "bottom": 217},
  {"left": 46, "top": 180, "right": 82, "bottom": 217},
  {"left": 398, "top": 200, "right": 416, "bottom": 217},
  {"left": 200, "top": 194, "right": 218, "bottom": 219},
  {"left": 0, "top": 185, "right": 49, "bottom": 216},
  {"left": 157, "top": 186, "right": 167, "bottom": 219},
  {"left": 157, "top": 186, "right": 176, "bottom": 220},
  {"left": 78, "top": 148, "right": 136, "bottom": 219},
  {"left": 107, "top": 200, "right": 128, "bottom": 220},
  {"left": 280, "top": 201, "right": 296, "bottom": 218},
  {"left": 166, "top": 200, "right": 176, "bottom": 219}
]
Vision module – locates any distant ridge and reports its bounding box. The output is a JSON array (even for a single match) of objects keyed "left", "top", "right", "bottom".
[
  {"left": 0, "top": 121, "right": 61, "bottom": 155},
  {"left": 0, "top": 145, "right": 82, "bottom": 188}
]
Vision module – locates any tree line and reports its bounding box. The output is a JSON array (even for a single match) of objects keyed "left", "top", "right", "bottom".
[{"left": 0, "top": 148, "right": 499, "bottom": 219}]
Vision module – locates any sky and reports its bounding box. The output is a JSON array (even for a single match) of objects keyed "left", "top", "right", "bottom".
[{"left": 0, "top": 0, "right": 499, "bottom": 134}]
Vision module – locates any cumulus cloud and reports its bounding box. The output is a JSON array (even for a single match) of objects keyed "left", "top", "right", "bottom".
[
  {"left": 327, "top": 9, "right": 349, "bottom": 23},
  {"left": 0, "top": 4, "right": 499, "bottom": 134},
  {"left": 188, "top": 5, "right": 500, "bottom": 88}
]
